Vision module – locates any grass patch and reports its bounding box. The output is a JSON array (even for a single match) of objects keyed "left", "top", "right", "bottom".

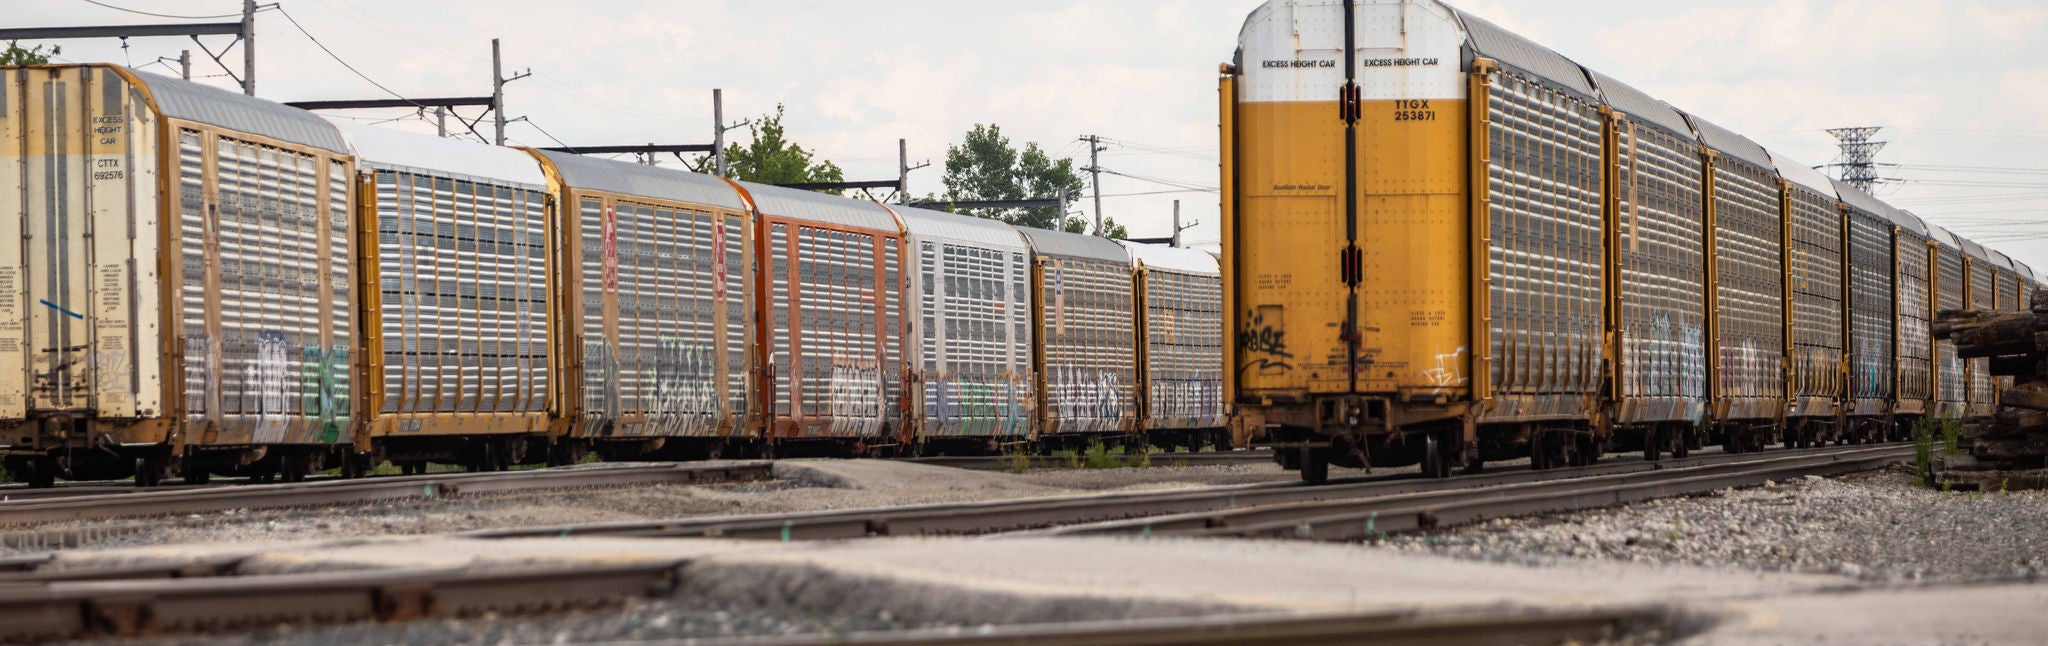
[{"left": 1912, "top": 415, "right": 1964, "bottom": 488}]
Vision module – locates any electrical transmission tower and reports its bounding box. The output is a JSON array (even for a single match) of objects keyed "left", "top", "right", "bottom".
[{"left": 1826, "top": 126, "right": 1887, "bottom": 193}]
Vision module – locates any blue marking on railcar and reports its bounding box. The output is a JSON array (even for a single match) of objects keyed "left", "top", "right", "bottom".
[{"left": 38, "top": 299, "right": 84, "bottom": 320}]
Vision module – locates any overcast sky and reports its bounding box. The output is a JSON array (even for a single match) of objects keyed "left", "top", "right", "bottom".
[{"left": 16, "top": 0, "right": 2048, "bottom": 267}]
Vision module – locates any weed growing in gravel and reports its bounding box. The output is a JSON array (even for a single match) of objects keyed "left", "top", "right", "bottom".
[
  {"left": 1913, "top": 416, "right": 1936, "bottom": 486},
  {"left": 1004, "top": 448, "right": 1032, "bottom": 474},
  {"left": 1082, "top": 441, "right": 1121, "bottom": 469}
]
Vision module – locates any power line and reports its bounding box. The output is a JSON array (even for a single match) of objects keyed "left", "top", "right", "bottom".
[
  {"left": 519, "top": 118, "right": 573, "bottom": 150},
  {"left": 77, "top": 0, "right": 245, "bottom": 19},
  {"left": 272, "top": 5, "right": 421, "bottom": 108}
]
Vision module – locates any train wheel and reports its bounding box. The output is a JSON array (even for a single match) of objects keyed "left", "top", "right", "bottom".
[
  {"left": 1419, "top": 432, "right": 1449, "bottom": 479},
  {"left": 23, "top": 459, "right": 56, "bottom": 489},
  {"left": 1187, "top": 432, "right": 1207, "bottom": 454},
  {"left": 1643, "top": 425, "right": 1664, "bottom": 463},
  {"left": 1299, "top": 447, "right": 1329, "bottom": 484}
]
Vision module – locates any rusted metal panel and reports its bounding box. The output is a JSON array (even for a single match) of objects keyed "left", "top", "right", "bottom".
[
  {"left": 1481, "top": 69, "right": 1604, "bottom": 422},
  {"left": 744, "top": 184, "right": 905, "bottom": 441}
]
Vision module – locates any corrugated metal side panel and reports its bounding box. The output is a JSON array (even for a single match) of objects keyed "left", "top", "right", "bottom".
[
  {"left": 1895, "top": 231, "right": 1931, "bottom": 403},
  {"left": 1967, "top": 259, "right": 1996, "bottom": 415},
  {"left": 1483, "top": 70, "right": 1603, "bottom": 421},
  {"left": 1612, "top": 116, "right": 1706, "bottom": 424},
  {"left": 1935, "top": 250, "right": 1965, "bottom": 414},
  {"left": 1787, "top": 184, "right": 1843, "bottom": 404},
  {"left": 176, "top": 131, "right": 210, "bottom": 422},
  {"left": 769, "top": 222, "right": 897, "bottom": 438},
  {"left": 916, "top": 238, "right": 1032, "bottom": 438},
  {"left": 371, "top": 169, "right": 549, "bottom": 419},
  {"left": 1142, "top": 269, "right": 1225, "bottom": 430},
  {"left": 198, "top": 133, "right": 351, "bottom": 444},
  {"left": 538, "top": 150, "right": 744, "bottom": 211},
  {"left": 1711, "top": 158, "right": 1786, "bottom": 417},
  {"left": 572, "top": 196, "right": 736, "bottom": 438},
  {"left": 1040, "top": 257, "right": 1135, "bottom": 435},
  {"left": 1846, "top": 210, "right": 1895, "bottom": 410},
  {"left": 134, "top": 69, "right": 346, "bottom": 154},
  {"left": 576, "top": 198, "right": 612, "bottom": 432},
  {"left": 1454, "top": 9, "right": 1595, "bottom": 97}
]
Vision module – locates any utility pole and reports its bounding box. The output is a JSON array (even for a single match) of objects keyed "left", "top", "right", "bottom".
[
  {"left": 896, "top": 138, "right": 930, "bottom": 205},
  {"left": 1080, "top": 134, "right": 1107, "bottom": 235},
  {"left": 492, "top": 38, "right": 505, "bottom": 145},
  {"left": 1056, "top": 187, "right": 1070, "bottom": 231},
  {"left": 713, "top": 89, "right": 727, "bottom": 176},
  {"left": 435, "top": 107, "right": 447, "bottom": 137},
  {"left": 1171, "top": 200, "right": 1181, "bottom": 248},
  {"left": 240, "top": 0, "right": 256, "bottom": 95},
  {"left": 178, "top": 50, "right": 190, "bottom": 80}
]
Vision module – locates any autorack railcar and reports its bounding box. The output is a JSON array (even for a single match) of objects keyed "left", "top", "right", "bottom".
[
  {"left": 335, "top": 120, "right": 554, "bottom": 475},
  {"left": 0, "top": 65, "right": 360, "bottom": 486},
  {"left": 891, "top": 203, "right": 1035, "bottom": 454},
  {"left": 1018, "top": 226, "right": 1138, "bottom": 450},
  {"left": 1222, "top": 0, "right": 2043, "bottom": 481},
  {"left": 531, "top": 149, "right": 754, "bottom": 463},
  {"left": 1122, "top": 241, "right": 1228, "bottom": 452}
]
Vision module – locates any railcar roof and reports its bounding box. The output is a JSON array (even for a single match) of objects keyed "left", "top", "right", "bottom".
[
  {"left": 1681, "top": 111, "right": 1774, "bottom": 170},
  {"left": 131, "top": 69, "right": 348, "bottom": 154},
  {"left": 1120, "top": 241, "right": 1220, "bottom": 276},
  {"left": 889, "top": 204, "right": 1029, "bottom": 252},
  {"left": 1587, "top": 70, "right": 1691, "bottom": 139},
  {"left": 1770, "top": 151, "right": 1836, "bottom": 199},
  {"left": 1016, "top": 226, "right": 1131, "bottom": 264},
  {"left": 1923, "top": 220, "right": 1960, "bottom": 249},
  {"left": 330, "top": 119, "right": 546, "bottom": 187},
  {"left": 1449, "top": 7, "right": 1595, "bottom": 98},
  {"left": 533, "top": 149, "right": 745, "bottom": 210},
  {"left": 737, "top": 181, "right": 902, "bottom": 233}
]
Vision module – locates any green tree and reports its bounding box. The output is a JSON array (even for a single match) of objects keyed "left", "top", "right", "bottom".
[
  {"left": 1, "top": 41, "right": 60, "bottom": 66},
  {"left": 703, "top": 104, "right": 843, "bottom": 187},
  {"left": 937, "top": 124, "right": 1096, "bottom": 234}
]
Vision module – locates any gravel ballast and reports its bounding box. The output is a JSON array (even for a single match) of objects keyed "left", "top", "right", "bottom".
[
  {"left": 1381, "top": 466, "right": 2048, "bottom": 583},
  {"left": 3, "top": 458, "right": 1296, "bottom": 554}
]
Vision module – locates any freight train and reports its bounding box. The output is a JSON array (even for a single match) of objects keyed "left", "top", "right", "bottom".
[
  {"left": 0, "top": 64, "right": 1227, "bottom": 486},
  {"left": 1221, "top": 0, "right": 2041, "bottom": 482}
]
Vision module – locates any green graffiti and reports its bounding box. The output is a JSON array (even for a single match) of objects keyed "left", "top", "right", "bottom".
[{"left": 301, "top": 345, "right": 349, "bottom": 443}]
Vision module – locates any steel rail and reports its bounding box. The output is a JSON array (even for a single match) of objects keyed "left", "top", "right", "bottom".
[
  {"left": 700, "top": 607, "right": 1660, "bottom": 646},
  {"left": 902, "top": 450, "right": 1272, "bottom": 471},
  {"left": 1169, "top": 447, "right": 1910, "bottom": 540},
  {"left": 0, "top": 561, "right": 683, "bottom": 642},
  {"left": 467, "top": 444, "right": 1907, "bottom": 541},
  {"left": 0, "top": 462, "right": 770, "bottom": 527}
]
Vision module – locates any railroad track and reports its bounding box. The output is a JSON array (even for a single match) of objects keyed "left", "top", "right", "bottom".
[
  {"left": 0, "top": 462, "right": 772, "bottom": 527},
  {"left": 722, "top": 607, "right": 1664, "bottom": 646},
  {"left": 469, "top": 443, "right": 1912, "bottom": 541},
  {"left": 902, "top": 449, "right": 1272, "bottom": 471}
]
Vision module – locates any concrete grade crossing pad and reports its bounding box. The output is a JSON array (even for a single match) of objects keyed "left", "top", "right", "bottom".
[{"left": 36, "top": 535, "right": 2048, "bottom": 643}]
